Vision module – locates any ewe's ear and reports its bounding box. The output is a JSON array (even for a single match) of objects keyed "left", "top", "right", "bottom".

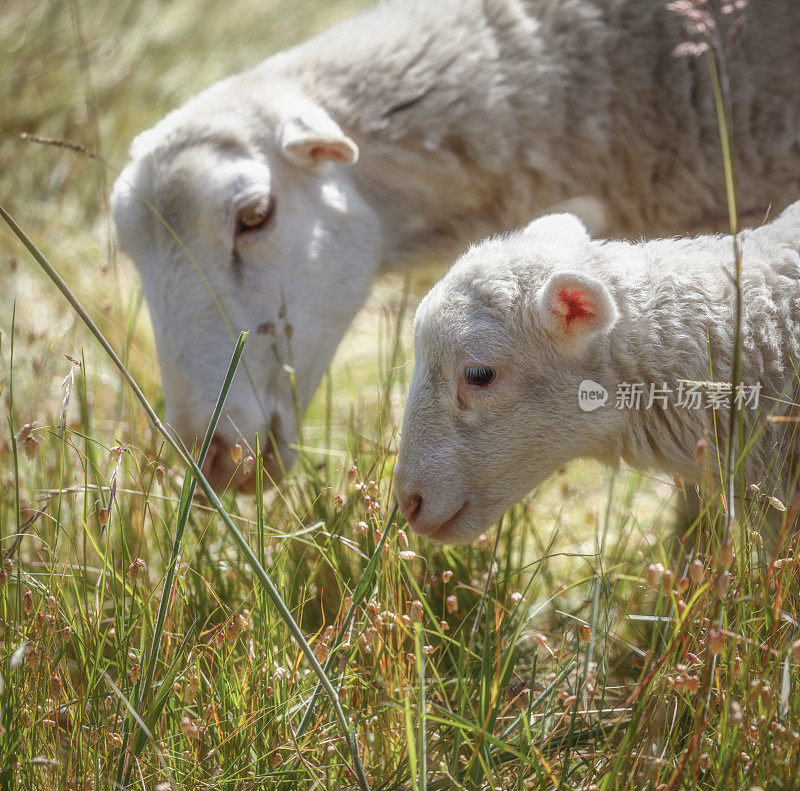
[
  {"left": 279, "top": 115, "right": 359, "bottom": 168},
  {"left": 523, "top": 213, "right": 590, "bottom": 243},
  {"left": 538, "top": 272, "right": 618, "bottom": 353}
]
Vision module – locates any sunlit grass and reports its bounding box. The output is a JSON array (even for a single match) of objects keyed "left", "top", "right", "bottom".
[{"left": 3, "top": 0, "right": 800, "bottom": 788}]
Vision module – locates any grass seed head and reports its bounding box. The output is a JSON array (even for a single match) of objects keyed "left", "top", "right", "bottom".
[
  {"left": 181, "top": 716, "right": 200, "bottom": 741},
  {"left": 230, "top": 443, "right": 243, "bottom": 463},
  {"left": 155, "top": 464, "right": 166, "bottom": 485},
  {"left": 409, "top": 600, "right": 423, "bottom": 622},
  {"left": 23, "top": 435, "right": 39, "bottom": 460},
  {"left": 226, "top": 613, "right": 248, "bottom": 643},
  {"left": 185, "top": 673, "right": 200, "bottom": 703},
  {"left": 315, "top": 641, "right": 329, "bottom": 662},
  {"left": 708, "top": 627, "right": 724, "bottom": 655},
  {"left": 646, "top": 562, "right": 665, "bottom": 588},
  {"left": 768, "top": 496, "right": 786, "bottom": 512},
  {"left": 718, "top": 539, "right": 734, "bottom": 570},
  {"left": 715, "top": 571, "right": 731, "bottom": 598},
  {"left": 126, "top": 557, "right": 146, "bottom": 585},
  {"left": 26, "top": 644, "right": 41, "bottom": 671},
  {"left": 689, "top": 559, "right": 705, "bottom": 585},
  {"left": 561, "top": 694, "right": 577, "bottom": 709},
  {"left": 792, "top": 639, "right": 800, "bottom": 664},
  {"left": 97, "top": 508, "right": 109, "bottom": 528},
  {"left": 445, "top": 595, "right": 458, "bottom": 614}
]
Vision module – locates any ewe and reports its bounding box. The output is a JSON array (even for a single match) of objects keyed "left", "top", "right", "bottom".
[
  {"left": 394, "top": 203, "right": 800, "bottom": 544},
  {"left": 111, "top": 0, "right": 800, "bottom": 487}
]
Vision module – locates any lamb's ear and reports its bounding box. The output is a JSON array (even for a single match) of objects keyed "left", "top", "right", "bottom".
[
  {"left": 280, "top": 115, "right": 359, "bottom": 168},
  {"left": 537, "top": 272, "right": 618, "bottom": 353},
  {"left": 523, "top": 213, "right": 590, "bottom": 243}
]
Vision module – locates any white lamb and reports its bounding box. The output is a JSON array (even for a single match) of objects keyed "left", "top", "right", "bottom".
[
  {"left": 394, "top": 202, "right": 800, "bottom": 544},
  {"left": 111, "top": 0, "right": 800, "bottom": 487}
]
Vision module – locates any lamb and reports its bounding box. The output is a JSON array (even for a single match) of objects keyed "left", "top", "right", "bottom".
[
  {"left": 110, "top": 0, "right": 800, "bottom": 488},
  {"left": 394, "top": 202, "right": 800, "bottom": 544}
]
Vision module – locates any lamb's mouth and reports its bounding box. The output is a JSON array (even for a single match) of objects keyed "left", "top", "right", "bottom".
[{"left": 415, "top": 500, "right": 470, "bottom": 543}]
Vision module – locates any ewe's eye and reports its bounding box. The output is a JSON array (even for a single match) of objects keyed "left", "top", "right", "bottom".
[
  {"left": 236, "top": 196, "right": 275, "bottom": 234},
  {"left": 464, "top": 365, "right": 496, "bottom": 387}
]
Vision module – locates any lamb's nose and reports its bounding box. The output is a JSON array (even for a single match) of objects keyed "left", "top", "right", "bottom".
[
  {"left": 399, "top": 493, "right": 423, "bottom": 524},
  {"left": 394, "top": 463, "right": 420, "bottom": 522}
]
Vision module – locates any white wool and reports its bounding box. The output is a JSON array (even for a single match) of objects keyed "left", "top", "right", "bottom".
[
  {"left": 396, "top": 201, "right": 800, "bottom": 544},
  {"left": 111, "top": 0, "right": 800, "bottom": 473}
]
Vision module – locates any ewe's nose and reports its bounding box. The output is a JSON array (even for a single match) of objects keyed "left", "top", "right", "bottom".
[
  {"left": 200, "top": 435, "right": 229, "bottom": 491},
  {"left": 394, "top": 464, "right": 423, "bottom": 524},
  {"left": 400, "top": 493, "right": 423, "bottom": 524},
  {"left": 198, "top": 433, "right": 282, "bottom": 493}
]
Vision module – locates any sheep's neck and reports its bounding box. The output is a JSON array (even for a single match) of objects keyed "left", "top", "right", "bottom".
[{"left": 277, "top": 1, "right": 610, "bottom": 269}]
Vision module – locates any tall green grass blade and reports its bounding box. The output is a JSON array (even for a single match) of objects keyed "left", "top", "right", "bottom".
[
  {"left": 119, "top": 331, "right": 246, "bottom": 785},
  {"left": 415, "top": 620, "right": 427, "bottom": 791}
]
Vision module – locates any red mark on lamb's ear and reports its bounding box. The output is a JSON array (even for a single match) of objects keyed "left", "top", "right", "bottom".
[{"left": 557, "top": 288, "right": 595, "bottom": 328}]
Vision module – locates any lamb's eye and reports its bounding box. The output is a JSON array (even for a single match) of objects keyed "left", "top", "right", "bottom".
[
  {"left": 464, "top": 365, "right": 495, "bottom": 387},
  {"left": 236, "top": 196, "right": 275, "bottom": 234}
]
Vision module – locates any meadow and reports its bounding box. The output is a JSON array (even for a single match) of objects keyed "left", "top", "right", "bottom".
[{"left": 1, "top": 1, "right": 799, "bottom": 789}]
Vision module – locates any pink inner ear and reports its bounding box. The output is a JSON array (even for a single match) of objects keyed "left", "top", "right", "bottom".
[
  {"left": 557, "top": 288, "right": 595, "bottom": 328},
  {"left": 309, "top": 144, "right": 349, "bottom": 162}
]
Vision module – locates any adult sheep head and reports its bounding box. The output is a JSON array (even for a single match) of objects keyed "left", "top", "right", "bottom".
[
  {"left": 111, "top": 81, "right": 380, "bottom": 489},
  {"left": 395, "top": 214, "right": 623, "bottom": 544}
]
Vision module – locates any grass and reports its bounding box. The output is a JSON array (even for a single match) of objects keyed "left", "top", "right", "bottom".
[{"left": 2, "top": 0, "right": 800, "bottom": 789}]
